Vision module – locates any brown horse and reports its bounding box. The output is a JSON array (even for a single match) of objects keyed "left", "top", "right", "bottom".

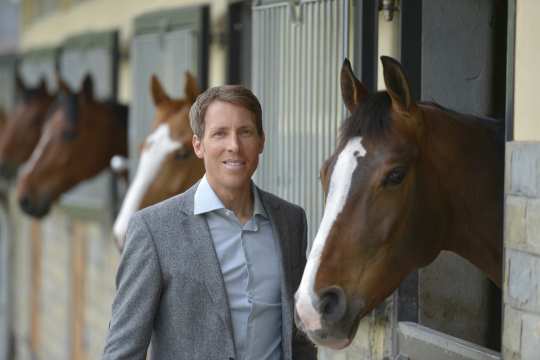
[
  {"left": 0, "top": 75, "right": 54, "bottom": 180},
  {"left": 112, "top": 73, "right": 203, "bottom": 250},
  {"left": 294, "top": 56, "right": 504, "bottom": 349},
  {"left": 16, "top": 74, "right": 128, "bottom": 218}
]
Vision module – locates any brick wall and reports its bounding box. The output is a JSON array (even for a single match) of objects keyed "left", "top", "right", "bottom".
[{"left": 503, "top": 142, "right": 540, "bottom": 359}]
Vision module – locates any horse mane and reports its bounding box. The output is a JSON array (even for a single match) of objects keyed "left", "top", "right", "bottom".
[
  {"left": 339, "top": 92, "right": 505, "bottom": 146},
  {"left": 420, "top": 101, "right": 505, "bottom": 144},
  {"left": 47, "top": 93, "right": 128, "bottom": 130},
  {"left": 19, "top": 87, "right": 48, "bottom": 104}
]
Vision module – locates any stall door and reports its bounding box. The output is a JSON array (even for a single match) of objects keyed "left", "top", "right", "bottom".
[
  {"left": 58, "top": 30, "right": 120, "bottom": 218},
  {"left": 253, "top": 1, "right": 397, "bottom": 359},
  {"left": 130, "top": 5, "right": 208, "bottom": 176},
  {"left": 396, "top": 0, "right": 507, "bottom": 358}
]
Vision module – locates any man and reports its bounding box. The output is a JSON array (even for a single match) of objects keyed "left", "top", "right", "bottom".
[{"left": 103, "top": 85, "right": 315, "bottom": 360}]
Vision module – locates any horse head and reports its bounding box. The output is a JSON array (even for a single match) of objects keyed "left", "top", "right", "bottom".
[
  {"left": 0, "top": 74, "right": 54, "bottom": 180},
  {"left": 294, "top": 57, "right": 503, "bottom": 349},
  {"left": 112, "top": 72, "right": 203, "bottom": 250},
  {"left": 16, "top": 74, "right": 128, "bottom": 218}
]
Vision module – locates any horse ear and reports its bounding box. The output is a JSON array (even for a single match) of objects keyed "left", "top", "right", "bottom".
[
  {"left": 150, "top": 74, "right": 170, "bottom": 105},
  {"left": 80, "top": 74, "right": 94, "bottom": 101},
  {"left": 341, "top": 58, "right": 368, "bottom": 113},
  {"left": 184, "top": 72, "right": 199, "bottom": 103},
  {"left": 381, "top": 56, "right": 414, "bottom": 113}
]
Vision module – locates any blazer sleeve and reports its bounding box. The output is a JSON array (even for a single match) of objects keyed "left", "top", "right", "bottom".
[
  {"left": 102, "top": 213, "right": 162, "bottom": 360},
  {"left": 292, "top": 208, "right": 317, "bottom": 359}
]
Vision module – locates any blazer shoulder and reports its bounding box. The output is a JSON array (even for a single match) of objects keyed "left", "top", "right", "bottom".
[{"left": 135, "top": 188, "right": 193, "bottom": 224}]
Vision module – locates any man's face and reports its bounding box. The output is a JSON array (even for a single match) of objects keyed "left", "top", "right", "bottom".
[{"left": 193, "top": 100, "right": 264, "bottom": 193}]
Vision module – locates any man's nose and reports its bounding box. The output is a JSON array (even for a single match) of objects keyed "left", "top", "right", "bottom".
[{"left": 226, "top": 134, "right": 240, "bottom": 152}]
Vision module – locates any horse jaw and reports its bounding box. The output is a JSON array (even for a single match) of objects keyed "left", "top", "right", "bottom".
[
  {"left": 295, "top": 137, "right": 366, "bottom": 340},
  {"left": 113, "top": 124, "right": 182, "bottom": 249}
]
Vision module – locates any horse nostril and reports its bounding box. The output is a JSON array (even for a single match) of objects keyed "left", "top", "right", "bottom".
[
  {"left": 318, "top": 286, "right": 347, "bottom": 324},
  {"left": 19, "top": 195, "right": 32, "bottom": 213}
]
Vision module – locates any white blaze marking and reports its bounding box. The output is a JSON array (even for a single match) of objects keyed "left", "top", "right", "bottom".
[
  {"left": 19, "top": 125, "right": 54, "bottom": 177},
  {"left": 295, "top": 137, "right": 365, "bottom": 331},
  {"left": 113, "top": 124, "right": 182, "bottom": 246}
]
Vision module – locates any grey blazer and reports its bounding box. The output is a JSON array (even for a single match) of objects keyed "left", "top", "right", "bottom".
[{"left": 103, "top": 183, "right": 316, "bottom": 360}]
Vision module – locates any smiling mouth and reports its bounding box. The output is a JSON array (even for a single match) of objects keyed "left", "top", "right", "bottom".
[{"left": 222, "top": 160, "right": 246, "bottom": 169}]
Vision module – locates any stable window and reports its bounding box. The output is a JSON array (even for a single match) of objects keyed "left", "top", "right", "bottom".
[
  {"left": 57, "top": 30, "right": 120, "bottom": 219},
  {"left": 394, "top": 0, "right": 508, "bottom": 359},
  {"left": 19, "top": 47, "right": 58, "bottom": 94},
  {"left": 0, "top": 54, "right": 17, "bottom": 115},
  {"left": 129, "top": 5, "right": 209, "bottom": 175}
]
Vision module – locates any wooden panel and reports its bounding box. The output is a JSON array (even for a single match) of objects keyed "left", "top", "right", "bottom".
[
  {"left": 30, "top": 221, "right": 42, "bottom": 358},
  {"left": 70, "top": 220, "right": 87, "bottom": 360}
]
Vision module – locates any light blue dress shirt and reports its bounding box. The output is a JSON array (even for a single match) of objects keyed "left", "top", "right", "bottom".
[{"left": 194, "top": 176, "right": 283, "bottom": 360}]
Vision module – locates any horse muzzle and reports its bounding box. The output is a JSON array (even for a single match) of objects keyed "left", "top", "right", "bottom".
[
  {"left": 295, "top": 285, "right": 364, "bottom": 349},
  {"left": 18, "top": 193, "right": 52, "bottom": 218}
]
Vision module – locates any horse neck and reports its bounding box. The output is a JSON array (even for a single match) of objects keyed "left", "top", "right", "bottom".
[{"left": 421, "top": 105, "right": 503, "bottom": 286}]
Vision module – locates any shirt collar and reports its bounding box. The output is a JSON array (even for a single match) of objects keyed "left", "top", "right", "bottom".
[{"left": 194, "top": 175, "right": 267, "bottom": 219}]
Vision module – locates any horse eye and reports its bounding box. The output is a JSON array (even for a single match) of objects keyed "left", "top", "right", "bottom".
[
  {"left": 174, "top": 150, "right": 190, "bottom": 161},
  {"left": 383, "top": 167, "right": 407, "bottom": 187},
  {"left": 62, "top": 130, "right": 77, "bottom": 141}
]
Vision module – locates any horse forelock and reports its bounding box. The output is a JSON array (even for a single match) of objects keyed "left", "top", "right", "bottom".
[{"left": 339, "top": 91, "right": 392, "bottom": 147}]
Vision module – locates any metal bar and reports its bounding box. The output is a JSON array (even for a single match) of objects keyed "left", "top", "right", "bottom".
[
  {"left": 505, "top": 0, "right": 515, "bottom": 141},
  {"left": 400, "top": 0, "right": 422, "bottom": 101},
  {"left": 355, "top": 0, "right": 378, "bottom": 92},
  {"left": 397, "top": 322, "right": 502, "bottom": 360}
]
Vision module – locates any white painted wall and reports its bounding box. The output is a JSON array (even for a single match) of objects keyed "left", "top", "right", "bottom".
[{"left": 514, "top": 0, "right": 540, "bottom": 140}]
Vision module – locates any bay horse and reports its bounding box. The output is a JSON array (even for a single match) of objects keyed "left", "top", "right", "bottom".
[
  {"left": 0, "top": 75, "right": 54, "bottom": 180},
  {"left": 16, "top": 74, "right": 128, "bottom": 218},
  {"left": 112, "top": 73, "right": 203, "bottom": 250},
  {"left": 294, "top": 56, "right": 504, "bottom": 349}
]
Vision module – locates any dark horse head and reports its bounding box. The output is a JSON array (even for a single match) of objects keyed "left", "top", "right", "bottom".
[
  {"left": 16, "top": 74, "right": 128, "bottom": 218},
  {"left": 294, "top": 57, "right": 504, "bottom": 349},
  {"left": 0, "top": 74, "right": 54, "bottom": 180}
]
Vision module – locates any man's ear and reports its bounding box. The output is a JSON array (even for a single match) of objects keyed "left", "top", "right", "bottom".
[{"left": 192, "top": 134, "right": 204, "bottom": 159}]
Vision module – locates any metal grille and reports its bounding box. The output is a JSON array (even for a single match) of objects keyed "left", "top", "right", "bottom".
[
  {"left": 57, "top": 31, "right": 118, "bottom": 216},
  {"left": 0, "top": 55, "right": 16, "bottom": 112},
  {"left": 130, "top": 29, "right": 197, "bottom": 174},
  {"left": 130, "top": 6, "right": 207, "bottom": 177},
  {"left": 252, "top": 0, "right": 349, "bottom": 242},
  {"left": 0, "top": 199, "right": 11, "bottom": 360},
  {"left": 19, "top": 47, "right": 58, "bottom": 93}
]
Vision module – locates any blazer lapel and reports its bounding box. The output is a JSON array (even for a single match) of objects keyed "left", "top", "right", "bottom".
[
  {"left": 258, "top": 189, "right": 295, "bottom": 360},
  {"left": 178, "top": 187, "right": 235, "bottom": 340}
]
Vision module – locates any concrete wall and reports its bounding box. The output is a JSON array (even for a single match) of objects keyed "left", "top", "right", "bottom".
[
  {"left": 502, "top": 1, "right": 540, "bottom": 359},
  {"left": 503, "top": 143, "right": 540, "bottom": 359}
]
